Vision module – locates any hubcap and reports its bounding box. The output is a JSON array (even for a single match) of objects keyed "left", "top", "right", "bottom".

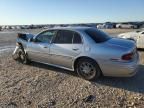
[{"left": 79, "top": 62, "right": 96, "bottom": 76}]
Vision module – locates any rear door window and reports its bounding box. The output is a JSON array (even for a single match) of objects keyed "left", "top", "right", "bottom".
[
  {"left": 73, "top": 32, "right": 82, "bottom": 44},
  {"left": 53, "top": 30, "right": 73, "bottom": 44}
]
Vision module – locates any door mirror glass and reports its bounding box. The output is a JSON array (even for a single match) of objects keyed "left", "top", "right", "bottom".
[{"left": 29, "top": 37, "right": 36, "bottom": 42}]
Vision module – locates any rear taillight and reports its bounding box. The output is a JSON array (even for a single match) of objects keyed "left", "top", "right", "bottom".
[{"left": 121, "top": 53, "right": 133, "bottom": 61}]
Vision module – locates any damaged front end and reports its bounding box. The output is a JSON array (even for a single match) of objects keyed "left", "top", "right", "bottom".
[{"left": 12, "top": 33, "right": 34, "bottom": 60}]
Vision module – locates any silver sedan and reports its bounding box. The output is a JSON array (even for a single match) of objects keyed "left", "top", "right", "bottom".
[{"left": 13, "top": 27, "right": 139, "bottom": 80}]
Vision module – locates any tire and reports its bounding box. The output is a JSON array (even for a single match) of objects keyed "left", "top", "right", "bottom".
[
  {"left": 12, "top": 46, "right": 29, "bottom": 64},
  {"left": 76, "top": 58, "right": 101, "bottom": 81}
]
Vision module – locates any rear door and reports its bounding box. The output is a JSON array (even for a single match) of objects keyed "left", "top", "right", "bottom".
[
  {"left": 27, "top": 30, "right": 56, "bottom": 63},
  {"left": 50, "top": 30, "right": 83, "bottom": 69}
]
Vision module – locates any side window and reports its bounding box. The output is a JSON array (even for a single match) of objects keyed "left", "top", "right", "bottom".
[
  {"left": 73, "top": 32, "right": 82, "bottom": 44},
  {"left": 53, "top": 30, "right": 73, "bottom": 44},
  {"left": 35, "top": 30, "right": 56, "bottom": 43}
]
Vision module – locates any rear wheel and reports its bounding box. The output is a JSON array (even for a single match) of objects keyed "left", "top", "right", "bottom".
[{"left": 76, "top": 58, "right": 101, "bottom": 81}]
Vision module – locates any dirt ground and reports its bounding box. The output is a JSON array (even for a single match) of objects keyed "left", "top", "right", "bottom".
[{"left": 0, "top": 29, "right": 144, "bottom": 108}]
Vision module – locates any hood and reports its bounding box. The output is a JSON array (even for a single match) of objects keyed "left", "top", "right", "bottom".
[
  {"left": 17, "top": 33, "right": 34, "bottom": 41},
  {"left": 105, "top": 38, "right": 135, "bottom": 49},
  {"left": 26, "top": 33, "right": 34, "bottom": 40}
]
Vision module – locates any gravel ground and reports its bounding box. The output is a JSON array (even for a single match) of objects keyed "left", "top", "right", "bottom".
[{"left": 0, "top": 29, "right": 144, "bottom": 108}]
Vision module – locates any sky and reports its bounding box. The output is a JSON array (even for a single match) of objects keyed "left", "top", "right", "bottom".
[{"left": 0, "top": 0, "right": 144, "bottom": 25}]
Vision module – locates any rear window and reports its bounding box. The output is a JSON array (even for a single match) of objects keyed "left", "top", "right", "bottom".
[{"left": 85, "top": 28, "right": 111, "bottom": 43}]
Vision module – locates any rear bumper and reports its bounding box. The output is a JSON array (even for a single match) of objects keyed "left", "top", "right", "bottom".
[
  {"left": 99, "top": 54, "right": 140, "bottom": 77},
  {"left": 118, "top": 61, "right": 139, "bottom": 77}
]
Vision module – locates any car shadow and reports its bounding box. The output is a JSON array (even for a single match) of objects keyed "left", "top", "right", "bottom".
[
  {"left": 29, "top": 61, "right": 78, "bottom": 77},
  {"left": 93, "top": 64, "right": 144, "bottom": 94},
  {"left": 29, "top": 61, "right": 144, "bottom": 94}
]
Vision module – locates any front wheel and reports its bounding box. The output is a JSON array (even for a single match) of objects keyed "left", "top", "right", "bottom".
[
  {"left": 12, "top": 46, "right": 29, "bottom": 64},
  {"left": 76, "top": 58, "right": 101, "bottom": 81}
]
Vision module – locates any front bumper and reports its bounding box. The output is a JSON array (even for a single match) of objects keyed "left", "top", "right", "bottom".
[{"left": 12, "top": 46, "right": 19, "bottom": 55}]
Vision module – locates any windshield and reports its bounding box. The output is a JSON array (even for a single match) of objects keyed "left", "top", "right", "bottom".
[{"left": 85, "top": 28, "right": 111, "bottom": 43}]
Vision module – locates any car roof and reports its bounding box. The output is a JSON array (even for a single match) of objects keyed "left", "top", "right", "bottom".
[{"left": 45, "top": 26, "right": 93, "bottom": 31}]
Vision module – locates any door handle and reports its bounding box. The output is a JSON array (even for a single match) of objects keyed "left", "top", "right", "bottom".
[
  {"left": 43, "top": 46, "right": 47, "bottom": 48},
  {"left": 40, "top": 45, "right": 47, "bottom": 48},
  {"left": 72, "top": 48, "right": 79, "bottom": 51}
]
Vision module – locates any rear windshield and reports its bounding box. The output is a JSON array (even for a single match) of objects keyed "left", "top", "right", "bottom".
[{"left": 85, "top": 28, "right": 111, "bottom": 43}]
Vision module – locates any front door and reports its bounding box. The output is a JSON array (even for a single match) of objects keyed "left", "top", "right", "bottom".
[{"left": 27, "top": 30, "right": 57, "bottom": 63}]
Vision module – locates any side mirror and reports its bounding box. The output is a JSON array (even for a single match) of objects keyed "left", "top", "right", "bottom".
[{"left": 29, "top": 37, "right": 36, "bottom": 42}]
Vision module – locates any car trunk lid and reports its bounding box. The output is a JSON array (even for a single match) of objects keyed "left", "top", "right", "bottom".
[
  {"left": 106, "top": 38, "right": 135, "bottom": 49},
  {"left": 105, "top": 38, "right": 138, "bottom": 62}
]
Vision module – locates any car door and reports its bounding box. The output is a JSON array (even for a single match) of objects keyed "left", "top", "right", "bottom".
[
  {"left": 50, "top": 30, "right": 83, "bottom": 69},
  {"left": 27, "top": 30, "right": 56, "bottom": 63},
  {"left": 137, "top": 32, "right": 144, "bottom": 48}
]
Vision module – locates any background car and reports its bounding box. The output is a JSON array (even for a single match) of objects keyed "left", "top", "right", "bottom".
[
  {"left": 118, "top": 30, "right": 144, "bottom": 49},
  {"left": 116, "top": 24, "right": 138, "bottom": 29}
]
